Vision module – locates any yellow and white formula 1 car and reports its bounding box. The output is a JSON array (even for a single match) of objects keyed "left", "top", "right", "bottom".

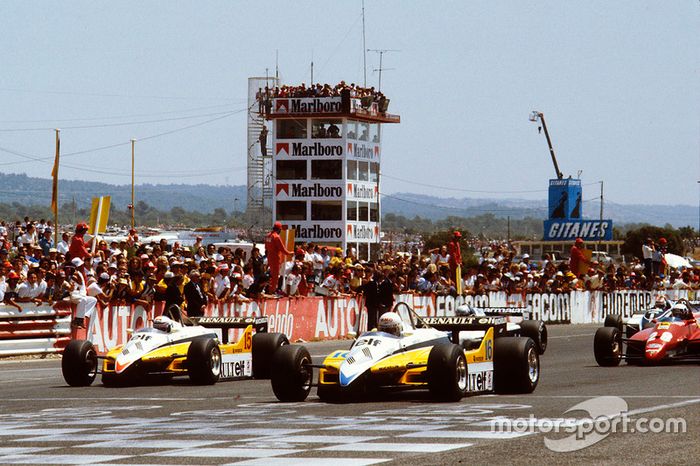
[
  {"left": 61, "top": 315, "right": 288, "bottom": 387},
  {"left": 270, "top": 303, "right": 540, "bottom": 402}
]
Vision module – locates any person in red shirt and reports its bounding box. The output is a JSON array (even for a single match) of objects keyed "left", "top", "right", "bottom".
[
  {"left": 569, "top": 237, "right": 591, "bottom": 278},
  {"left": 264, "top": 222, "right": 292, "bottom": 293},
  {"left": 67, "top": 223, "right": 92, "bottom": 262},
  {"left": 447, "top": 231, "right": 462, "bottom": 284}
]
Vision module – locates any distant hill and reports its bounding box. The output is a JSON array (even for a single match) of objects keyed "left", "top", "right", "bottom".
[
  {"left": 0, "top": 172, "right": 694, "bottom": 227},
  {"left": 0, "top": 172, "right": 246, "bottom": 213}
]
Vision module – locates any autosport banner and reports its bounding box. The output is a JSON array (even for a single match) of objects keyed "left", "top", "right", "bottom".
[{"left": 15, "top": 289, "right": 697, "bottom": 355}]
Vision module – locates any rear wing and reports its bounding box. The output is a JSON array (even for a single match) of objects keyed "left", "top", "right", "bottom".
[
  {"left": 471, "top": 307, "right": 529, "bottom": 319},
  {"left": 191, "top": 316, "right": 268, "bottom": 333},
  {"left": 422, "top": 316, "right": 508, "bottom": 342}
]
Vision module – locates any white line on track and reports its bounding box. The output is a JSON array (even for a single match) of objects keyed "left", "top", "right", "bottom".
[
  {"left": 547, "top": 333, "right": 592, "bottom": 339},
  {"left": 0, "top": 396, "right": 265, "bottom": 402},
  {"left": 0, "top": 367, "right": 57, "bottom": 373}
]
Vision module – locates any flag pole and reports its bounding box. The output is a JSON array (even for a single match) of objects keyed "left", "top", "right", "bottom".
[
  {"left": 131, "top": 139, "right": 135, "bottom": 229},
  {"left": 52, "top": 129, "right": 60, "bottom": 245}
]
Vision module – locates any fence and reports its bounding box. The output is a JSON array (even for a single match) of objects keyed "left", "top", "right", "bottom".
[{"left": 0, "top": 290, "right": 696, "bottom": 356}]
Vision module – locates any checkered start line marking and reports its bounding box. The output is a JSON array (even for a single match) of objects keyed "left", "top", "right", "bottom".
[{"left": 0, "top": 402, "right": 534, "bottom": 465}]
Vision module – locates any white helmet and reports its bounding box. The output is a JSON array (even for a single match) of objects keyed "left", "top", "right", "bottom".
[
  {"left": 378, "top": 312, "right": 402, "bottom": 336},
  {"left": 153, "top": 315, "right": 174, "bottom": 333},
  {"left": 671, "top": 303, "right": 691, "bottom": 320}
]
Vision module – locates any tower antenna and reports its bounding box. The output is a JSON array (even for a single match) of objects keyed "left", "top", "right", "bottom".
[{"left": 362, "top": 0, "right": 367, "bottom": 87}]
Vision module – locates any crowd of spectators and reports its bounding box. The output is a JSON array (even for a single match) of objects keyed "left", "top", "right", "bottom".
[
  {"left": 1, "top": 217, "right": 698, "bottom": 326},
  {"left": 257, "top": 81, "right": 389, "bottom": 114}
]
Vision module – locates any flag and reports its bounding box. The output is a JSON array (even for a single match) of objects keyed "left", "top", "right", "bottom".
[
  {"left": 51, "top": 133, "right": 60, "bottom": 216},
  {"left": 89, "top": 196, "right": 111, "bottom": 235}
]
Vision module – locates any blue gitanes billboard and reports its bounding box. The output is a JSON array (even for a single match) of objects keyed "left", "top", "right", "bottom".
[
  {"left": 548, "top": 178, "right": 582, "bottom": 220},
  {"left": 544, "top": 219, "right": 613, "bottom": 241}
]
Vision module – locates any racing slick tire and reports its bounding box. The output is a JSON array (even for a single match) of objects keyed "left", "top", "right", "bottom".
[
  {"left": 594, "top": 327, "right": 622, "bottom": 367},
  {"left": 187, "top": 338, "right": 222, "bottom": 385},
  {"left": 427, "top": 344, "right": 469, "bottom": 401},
  {"left": 604, "top": 314, "right": 623, "bottom": 332},
  {"left": 252, "top": 332, "right": 289, "bottom": 379},
  {"left": 271, "top": 345, "right": 312, "bottom": 402},
  {"left": 519, "top": 320, "right": 548, "bottom": 354},
  {"left": 494, "top": 337, "right": 539, "bottom": 394},
  {"left": 62, "top": 339, "right": 98, "bottom": 387}
]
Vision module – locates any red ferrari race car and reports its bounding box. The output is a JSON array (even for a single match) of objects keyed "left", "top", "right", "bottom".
[{"left": 594, "top": 300, "right": 700, "bottom": 366}]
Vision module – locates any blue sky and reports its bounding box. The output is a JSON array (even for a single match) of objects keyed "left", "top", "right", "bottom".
[{"left": 0, "top": 1, "right": 698, "bottom": 207}]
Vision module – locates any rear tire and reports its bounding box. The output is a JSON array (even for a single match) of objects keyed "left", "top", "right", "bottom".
[
  {"left": 427, "top": 344, "right": 468, "bottom": 401},
  {"left": 494, "top": 337, "right": 539, "bottom": 394},
  {"left": 252, "top": 332, "right": 289, "bottom": 379},
  {"left": 271, "top": 345, "right": 312, "bottom": 402},
  {"left": 604, "top": 314, "right": 623, "bottom": 331},
  {"left": 62, "top": 340, "right": 97, "bottom": 387},
  {"left": 520, "top": 320, "right": 548, "bottom": 354},
  {"left": 594, "top": 327, "right": 622, "bottom": 367},
  {"left": 187, "top": 338, "right": 221, "bottom": 385}
]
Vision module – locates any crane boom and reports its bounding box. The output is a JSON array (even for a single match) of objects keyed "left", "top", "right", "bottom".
[{"left": 531, "top": 111, "right": 563, "bottom": 179}]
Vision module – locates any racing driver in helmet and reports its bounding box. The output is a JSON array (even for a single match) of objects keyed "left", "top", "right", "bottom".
[{"left": 377, "top": 312, "right": 402, "bottom": 337}]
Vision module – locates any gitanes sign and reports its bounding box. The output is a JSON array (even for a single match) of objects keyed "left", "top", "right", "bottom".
[
  {"left": 544, "top": 219, "right": 613, "bottom": 241},
  {"left": 274, "top": 97, "right": 343, "bottom": 114}
]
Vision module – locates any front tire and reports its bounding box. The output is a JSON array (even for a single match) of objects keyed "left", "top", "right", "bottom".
[
  {"left": 252, "top": 332, "right": 289, "bottom": 379},
  {"left": 494, "top": 337, "right": 539, "bottom": 394},
  {"left": 187, "top": 338, "right": 221, "bottom": 385},
  {"left": 594, "top": 327, "right": 622, "bottom": 367},
  {"left": 520, "top": 320, "right": 548, "bottom": 354},
  {"left": 427, "top": 344, "right": 468, "bottom": 401},
  {"left": 271, "top": 345, "right": 312, "bottom": 402},
  {"left": 62, "top": 340, "right": 97, "bottom": 387}
]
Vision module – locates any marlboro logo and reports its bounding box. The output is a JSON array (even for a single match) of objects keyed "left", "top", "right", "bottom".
[
  {"left": 276, "top": 143, "right": 289, "bottom": 155},
  {"left": 276, "top": 99, "right": 289, "bottom": 113},
  {"left": 276, "top": 184, "right": 289, "bottom": 195}
]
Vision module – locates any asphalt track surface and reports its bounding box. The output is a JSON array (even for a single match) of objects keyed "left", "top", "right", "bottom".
[{"left": 0, "top": 324, "right": 698, "bottom": 465}]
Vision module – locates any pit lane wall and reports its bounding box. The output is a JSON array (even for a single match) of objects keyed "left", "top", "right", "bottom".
[{"left": 0, "top": 290, "right": 696, "bottom": 355}]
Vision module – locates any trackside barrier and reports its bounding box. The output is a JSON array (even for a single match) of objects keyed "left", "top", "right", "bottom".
[
  {"left": 0, "top": 302, "right": 71, "bottom": 356},
  {"left": 0, "top": 289, "right": 696, "bottom": 356}
]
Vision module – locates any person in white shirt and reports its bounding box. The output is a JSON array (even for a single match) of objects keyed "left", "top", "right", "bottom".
[
  {"left": 285, "top": 264, "right": 302, "bottom": 296},
  {"left": 87, "top": 273, "right": 112, "bottom": 306},
  {"left": 311, "top": 246, "right": 324, "bottom": 282},
  {"left": 213, "top": 265, "right": 231, "bottom": 300},
  {"left": 241, "top": 265, "right": 255, "bottom": 290},
  {"left": 18, "top": 224, "right": 37, "bottom": 247},
  {"left": 56, "top": 232, "right": 70, "bottom": 255},
  {"left": 69, "top": 271, "right": 97, "bottom": 328},
  {"left": 16, "top": 271, "right": 43, "bottom": 304}
]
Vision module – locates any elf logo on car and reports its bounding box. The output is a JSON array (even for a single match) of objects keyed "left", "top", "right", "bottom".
[
  {"left": 220, "top": 360, "right": 250, "bottom": 379},
  {"left": 467, "top": 370, "right": 493, "bottom": 392}
]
